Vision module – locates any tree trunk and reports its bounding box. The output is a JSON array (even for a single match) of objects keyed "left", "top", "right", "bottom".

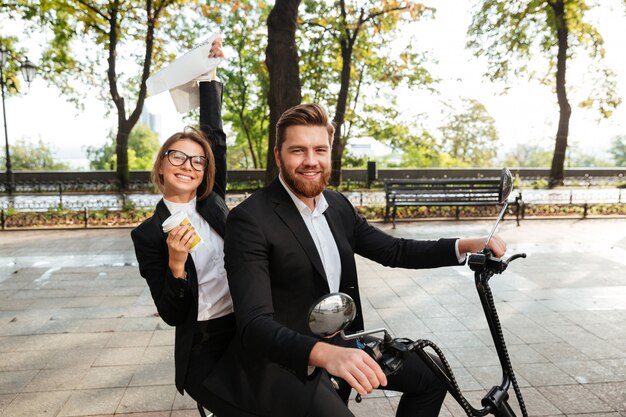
[
  {"left": 265, "top": 0, "right": 302, "bottom": 184},
  {"left": 108, "top": 0, "right": 155, "bottom": 191},
  {"left": 116, "top": 126, "right": 131, "bottom": 190},
  {"left": 330, "top": 39, "right": 353, "bottom": 186},
  {"left": 549, "top": 0, "right": 571, "bottom": 188}
]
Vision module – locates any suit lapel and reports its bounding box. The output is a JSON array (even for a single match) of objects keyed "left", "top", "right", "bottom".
[
  {"left": 270, "top": 179, "right": 328, "bottom": 283},
  {"left": 196, "top": 192, "right": 227, "bottom": 238}
]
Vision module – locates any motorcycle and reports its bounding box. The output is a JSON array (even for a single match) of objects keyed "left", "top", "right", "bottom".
[{"left": 308, "top": 168, "right": 529, "bottom": 417}]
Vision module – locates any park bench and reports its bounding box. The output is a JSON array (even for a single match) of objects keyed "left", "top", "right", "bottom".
[{"left": 384, "top": 177, "right": 522, "bottom": 228}]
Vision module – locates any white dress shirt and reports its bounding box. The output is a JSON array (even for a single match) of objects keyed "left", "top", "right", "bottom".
[
  {"left": 163, "top": 197, "right": 234, "bottom": 320},
  {"left": 279, "top": 176, "right": 342, "bottom": 293}
]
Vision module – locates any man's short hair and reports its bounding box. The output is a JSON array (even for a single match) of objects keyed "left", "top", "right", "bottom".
[{"left": 275, "top": 103, "right": 335, "bottom": 151}]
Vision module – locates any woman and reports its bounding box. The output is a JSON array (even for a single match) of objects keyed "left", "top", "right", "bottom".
[{"left": 131, "top": 41, "right": 256, "bottom": 417}]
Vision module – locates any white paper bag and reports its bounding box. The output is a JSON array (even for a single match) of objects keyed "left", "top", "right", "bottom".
[{"left": 146, "top": 33, "right": 223, "bottom": 113}]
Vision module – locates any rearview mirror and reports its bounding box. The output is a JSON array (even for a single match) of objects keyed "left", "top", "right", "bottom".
[
  {"left": 499, "top": 168, "right": 513, "bottom": 204},
  {"left": 308, "top": 293, "right": 356, "bottom": 338}
]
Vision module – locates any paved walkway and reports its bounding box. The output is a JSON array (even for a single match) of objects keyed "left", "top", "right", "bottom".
[{"left": 0, "top": 218, "right": 625, "bottom": 417}]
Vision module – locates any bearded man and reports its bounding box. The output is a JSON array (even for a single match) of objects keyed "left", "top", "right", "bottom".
[{"left": 221, "top": 103, "right": 507, "bottom": 417}]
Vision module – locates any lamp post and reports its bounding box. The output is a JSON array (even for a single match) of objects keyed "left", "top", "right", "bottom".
[{"left": 0, "top": 46, "right": 38, "bottom": 195}]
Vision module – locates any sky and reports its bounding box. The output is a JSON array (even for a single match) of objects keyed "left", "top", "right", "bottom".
[{"left": 1, "top": 0, "right": 626, "bottom": 169}]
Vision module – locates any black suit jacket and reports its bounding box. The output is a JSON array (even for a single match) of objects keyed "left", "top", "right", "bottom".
[
  {"left": 131, "top": 81, "right": 229, "bottom": 395},
  {"left": 221, "top": 178, "right": 461, "bottom": 416}
]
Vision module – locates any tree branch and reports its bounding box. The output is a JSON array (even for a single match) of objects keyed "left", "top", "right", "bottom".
[
  {"left": 74, "top": 0, "right": 110, "bottom": 22},
  {"left": 106, "top": 0, "right": 125, "bottom": 121}
]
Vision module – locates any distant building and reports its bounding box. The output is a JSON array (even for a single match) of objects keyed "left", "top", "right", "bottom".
[
  {"left": 140, "top": 106, "right": 163, "bottom": 140},
  {"left": 345, "top": 137, "right": 401, "bottom": 164}
]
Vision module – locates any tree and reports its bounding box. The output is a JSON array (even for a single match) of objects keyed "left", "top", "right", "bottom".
[
  {"left": 86, "top": 123, "right": 159, "bottom": 170},
  {"left": 0, "top": 138, "right": 71, "bottom": 170},
  {"left": 355, "top": 101, "right": 442, "bottom": 168},
  {"left": 439, "top": 99, "right": 498, "bottom": 167},
  {"left": 9, "top": 0, "right": 203, "bottom": 189},
  {"left": 0, "top": 37, "right": 30, "bottom": 97},
  {"left": 265, "top": 0, "right": 302, "bottom": 183},
  {"left": 468, "top": 0, "right": 622, "bottom": 187},
  {"left": 301, "top": 0, "right": 433, "bottom": 185},
  {"left": 608, "top": 135, "right": 626, "bottom": 167},
  {"left": 502, "top": 143, "right": 554, "bottom": 167},
  {"left": 203, "top": 0, "right": 271, "bottom": 169}
]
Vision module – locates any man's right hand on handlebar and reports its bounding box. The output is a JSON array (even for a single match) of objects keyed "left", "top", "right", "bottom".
[
  {"left": 458, "top": 234, "right": 507, "bottom": 258},
  {"left": 308, "top": 342, "right": 388, "bottom": 396}
]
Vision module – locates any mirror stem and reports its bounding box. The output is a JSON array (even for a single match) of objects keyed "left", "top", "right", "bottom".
[{"left": 484, "top": 201, "right": 509, "bottom": 250}]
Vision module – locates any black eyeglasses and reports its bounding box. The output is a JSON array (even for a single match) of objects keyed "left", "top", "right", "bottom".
[{"left": 164, "top": 150, "right": 208, "bottom": 171}]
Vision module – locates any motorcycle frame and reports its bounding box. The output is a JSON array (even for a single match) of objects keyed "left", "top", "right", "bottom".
[{"left": 411, "top": 263, "right": 518, "bottom": 417}]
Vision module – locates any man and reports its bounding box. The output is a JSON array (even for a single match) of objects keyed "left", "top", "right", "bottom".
[{"left": 222, "top": 103, "right": 506, "bottom": 417}]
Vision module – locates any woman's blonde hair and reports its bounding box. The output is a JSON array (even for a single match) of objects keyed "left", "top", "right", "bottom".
[{"left": 150, "top": 127, "right": 215, "bottom": 201}]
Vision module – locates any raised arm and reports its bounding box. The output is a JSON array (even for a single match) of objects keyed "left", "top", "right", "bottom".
[
  {"left": 199, "top": 81, "right": 226, "bottom": 199},
  {"left": 199, "top": 38, "right": 227, "bottom": 199}
]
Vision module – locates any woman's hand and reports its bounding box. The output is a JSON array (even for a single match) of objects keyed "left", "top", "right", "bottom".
[
  {"left": 166, "top": 224, "right": 196, "bottom": 278},
  {"left": 209, "top": 37, "right": 224, "bottom": 58}
]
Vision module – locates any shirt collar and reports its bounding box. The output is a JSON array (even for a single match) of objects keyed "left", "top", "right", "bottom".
[
  {"left": 278, "top": 174, "right": 328, "bottom": 216},
  {"left": 163, "top": 196, "right": 196, "bottom": 214}
]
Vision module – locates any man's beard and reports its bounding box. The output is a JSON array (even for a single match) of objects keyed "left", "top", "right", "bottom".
[{"left": 280, "top": 158, "right": 330, "bottom": 199}]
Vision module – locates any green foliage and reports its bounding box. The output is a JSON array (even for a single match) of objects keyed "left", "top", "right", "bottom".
[
  {"left": 195, "top": 0, "right": 270, "bottom": 169},
  {"left": 568, "top": 152, "right": 613, "bottom": 167},
  {"left": 467, "top": 0, "right": 622, "bottom": 117},
  {"left": 299, "top": 0, "right": 436, "bottom": 176},
  {"left": 502, "top": 143, "right": 554, "bottom": 167},
  {"left": 608, "top": 135, "right": 626, "bottom": 167},
  {"left": 0, "top": 36, "right": 30, "bottom": 96},
  {"left": 7, "top": 0, "right": 206, "bottom": 188},
  {"left": 439, "top": 99, "right": 499, "bottom": 167},
  {"left": 0, "top": 138, "right": 71, "bottom": 171},
  {"left": 85, "top": 123, "right": 159, "bottom": 170},
  {"left": 204, "top": 0, "right": 271, "bottom": 169}
]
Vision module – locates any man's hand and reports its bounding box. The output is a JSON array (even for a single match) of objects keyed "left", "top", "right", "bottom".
[
  {"left": 458, "top": 235, "right": 507, "bottom": 258},
  {"left": 309, "top": 342, "right": 387, "bottom": 396}
]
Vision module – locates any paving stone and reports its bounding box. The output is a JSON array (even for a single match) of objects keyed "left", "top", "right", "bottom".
[
  {"left": 58, "top": 387, "right": 126, "bottom": 416},
  {"left": 129, "top": 363, "right": 174, "bottom": 387},
  {"left": 0, "top": 349, "right": 55, "bottom": 371},
  {"left": 541, "top": 384, "right": 614, "bottom": 414},
  {"left": 172, "top": 390, "right": 198, "bottom": 410},
  {"left": 44, "top": 348, "right": 100, "bottom": 369},
  {"left": 149, "top": 330, "right": 175, "bottom": 347},
  {"left": 106, "top": 331, "right": 153, "bottom": 348},
  {"left": 0, "top": 369, "right": 38, "bottom": 394},
  {"left": 141, "top": 346, "right": 174, "bottom": 364},
  {"left": 516, "top": 363, "right": 579, "bottom": 387},
  {"left": 555, "top": 360, "right": 625, "bottom": 384},
  {"left": 0, "top": 393, "right": 16, "bottom": 415},
  {"left": 94, "top": 347, "right": 146, "bottom": 367},
  {"left": 2, "top": 390, "right": 72, "bottom": 417},
  {"left": 1, "top": 221, "right": 626, "bottom": 416},
  {"left": 23, "top": 368, "right": 87, "bottom": 392},
  {"left": 79, "top": 365, "right": 136, "bottom": 389},
  {"left": 586, "top": 382, "right": 626, "bottom": 412},
  {"left": 117, "top": 385, "right": 177, "bottom": 414}
]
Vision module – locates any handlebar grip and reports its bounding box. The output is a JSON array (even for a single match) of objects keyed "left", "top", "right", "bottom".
[{"left": 506, "top": 253, "right": 527, "bottom": 264}]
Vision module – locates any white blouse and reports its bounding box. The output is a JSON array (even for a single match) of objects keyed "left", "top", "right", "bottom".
[{"left": 164, "top": 197, "right": 234, "bottom": 321}]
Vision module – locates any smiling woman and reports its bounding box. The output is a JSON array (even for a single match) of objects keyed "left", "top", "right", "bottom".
[{"left": 130, "top": 76, "right": 258, "bottom": 417}]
